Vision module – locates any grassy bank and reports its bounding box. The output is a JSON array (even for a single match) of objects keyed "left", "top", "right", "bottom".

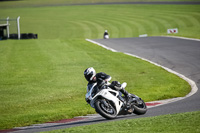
[
  {"left": 0, "top": 5, "right": 200, "bottom": 39},
  {"left": 44, "top": 111, "right": 200, "bottom": 133},
  {"left": 0, "top": 2, "right": 199, "bottom": 130}
]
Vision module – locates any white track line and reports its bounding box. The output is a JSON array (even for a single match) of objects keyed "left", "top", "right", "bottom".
[
  {"left": 162, "top": 35, "right": 200, "bottom": 42},
  {"left": 86, "top": 38, "right": 198, "bottom": 105}
]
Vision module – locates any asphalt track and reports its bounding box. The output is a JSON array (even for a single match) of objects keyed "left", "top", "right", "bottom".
[
  {"left": 91, "top": 36, "right": 200, "bottom": 115},
  {"left": 6, "top": 1, "right": 200, "bottom": 8},
  {"left": 8, "top": 36, "right": 200, "bottom": 133}
]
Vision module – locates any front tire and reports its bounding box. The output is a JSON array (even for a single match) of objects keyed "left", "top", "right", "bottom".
[{"left": 94, "top": 99, "right": 117, "bottom": 119}]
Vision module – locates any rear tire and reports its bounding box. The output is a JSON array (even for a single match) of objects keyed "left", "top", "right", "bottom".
[
  {"left": 94, "top": 99, "right": 117, "bottom": 119},
  {"left": 133, "top": 99, "right": 147, "bottom": 115}
]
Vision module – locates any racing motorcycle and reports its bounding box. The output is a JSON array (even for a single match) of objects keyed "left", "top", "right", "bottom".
[{"left": 85, "top": 82, "right": 147, "bottom": 119}]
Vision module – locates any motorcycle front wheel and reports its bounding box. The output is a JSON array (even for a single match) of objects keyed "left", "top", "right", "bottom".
[{"left": 94, "top": 99, "right": 117, "bottom": 119}]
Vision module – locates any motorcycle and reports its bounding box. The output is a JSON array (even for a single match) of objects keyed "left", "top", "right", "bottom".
[{"left": 85, "top": 82, "right": 147, "bottom": 119}]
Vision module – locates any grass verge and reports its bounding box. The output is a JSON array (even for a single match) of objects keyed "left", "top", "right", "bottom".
[
  {"left": 0, "top": 4, "right": 199, "bottom": 39},
  {"left": 43, "top": 111, "right": 200, "bottom": 133}
]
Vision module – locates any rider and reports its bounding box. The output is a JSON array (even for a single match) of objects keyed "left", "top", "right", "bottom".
[
  {"left": 103, "top": 30, "right": 109, "bottom": 39},
  {"left": 84, "top": 67, "right": 131, "bottom": 104}
]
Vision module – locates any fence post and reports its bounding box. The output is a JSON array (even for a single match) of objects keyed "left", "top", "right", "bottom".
[
  {"left": 7, "top": 17, "right": 10, "bottom": 39},
  {"left": 17, "top": 16, "right": 20, "bottom": 40}
]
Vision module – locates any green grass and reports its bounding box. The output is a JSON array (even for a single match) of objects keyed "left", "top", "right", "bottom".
[
  {"left": 0, "top": 2, "right": 199, "bottom": 130},
  {"left": 44, "top": 111, "right": 200, "bottom": 133},
  {"left": 0, "top": 4, "right": 200, "bottom": 39}
]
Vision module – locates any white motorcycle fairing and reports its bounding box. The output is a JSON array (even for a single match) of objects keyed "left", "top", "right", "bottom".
[{"left": 85, "top": 84, "right": 123, "bottom": 114}]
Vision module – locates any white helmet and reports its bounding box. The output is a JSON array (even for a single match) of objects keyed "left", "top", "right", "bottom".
[{"left": 84, "top": 67, "right": 96, "bottom": 81}]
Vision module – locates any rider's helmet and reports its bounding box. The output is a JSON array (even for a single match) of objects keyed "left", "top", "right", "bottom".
[{"left": 84, "top": 67, "right": 96, "bottom": 82}]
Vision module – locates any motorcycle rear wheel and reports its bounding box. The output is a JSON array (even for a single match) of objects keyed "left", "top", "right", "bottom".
[
  {"left": 94, "top": 99, "right": 117, "bottom": 119},
  {"left": 133, "top": 99, "right": 147, "bottom": 115}
]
